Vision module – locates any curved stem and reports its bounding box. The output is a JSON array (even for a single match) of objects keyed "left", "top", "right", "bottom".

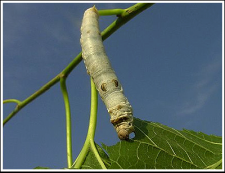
[
  {"left": 90, "top": 140, "right": 106, "bottom": 169},
  {"left": 3, "top": 99, "right": 21, "bottom": 104},
  {"left": 3, "top": 99, "right": 22, "bottom": 125},
  {"left": 3, "top": 75, "right": 61, "bottom": 126},
  {"left": 88, "top": 78, "right": 98, "bottom": 140},
  {"left": 60, "top": 76, "right": 73, "bottom": 168},
  {"left": 73, "top": 78, "right": 100, "bottom": 168},
  {"left": 88, "top": 79, "right": 106, "bottom": 168}
]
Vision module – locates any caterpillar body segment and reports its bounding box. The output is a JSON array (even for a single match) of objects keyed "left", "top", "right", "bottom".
[{"left": 80, "top": 6, "right": 134, "bottom": 140}]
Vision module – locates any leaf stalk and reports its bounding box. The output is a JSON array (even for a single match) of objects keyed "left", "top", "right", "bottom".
[{"left": 60, "top": 77, "right": 73, "bottom": 168}]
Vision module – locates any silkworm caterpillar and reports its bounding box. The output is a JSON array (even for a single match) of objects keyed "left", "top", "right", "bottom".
[{"left": 80, "top": 6, "right": 134, "bottom": 140}]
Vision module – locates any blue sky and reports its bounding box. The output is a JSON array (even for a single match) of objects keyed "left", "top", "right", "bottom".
[{"left": 2, "top": 2, "right": 223, "bottom": 169}]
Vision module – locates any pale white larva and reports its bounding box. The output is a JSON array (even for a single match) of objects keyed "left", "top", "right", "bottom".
[{"left": 80, "top": 6, "right": 134, "bottom": 140}]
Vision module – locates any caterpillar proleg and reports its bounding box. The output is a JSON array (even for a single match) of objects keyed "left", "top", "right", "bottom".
[{"left": 80, "top": 6, "right": 134, "bottom": 140}]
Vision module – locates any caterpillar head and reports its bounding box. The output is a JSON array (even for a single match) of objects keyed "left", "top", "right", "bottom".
[
  {"left": 116, "top": 122, "right": 135, "bottom": 140},
  {"left": 117, "top": 129, "right": 130, "bottom": 140}
]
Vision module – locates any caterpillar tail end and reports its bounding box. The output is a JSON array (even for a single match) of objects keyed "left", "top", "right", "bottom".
[{"left": 91, "top": 5, "right": 98, "bottom": 15}]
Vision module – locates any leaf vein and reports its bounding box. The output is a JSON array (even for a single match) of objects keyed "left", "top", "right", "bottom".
[{"left": 134, "top": 124, "right": 157, "bottom": 147}]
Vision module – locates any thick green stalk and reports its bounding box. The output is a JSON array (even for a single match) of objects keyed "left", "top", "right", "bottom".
[{"left": 60, "top": 77, "right": 73, "bottom": 168}]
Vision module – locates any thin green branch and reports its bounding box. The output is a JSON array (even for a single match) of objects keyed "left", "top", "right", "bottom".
[
  {"left": 60, "top": 76, "right": 73, "bottom": 168},
  {"left": 101, "top": 3, "right": 154, "bottom": 41},
  {"left": 98, "top": 9, "right": 124, "bottom": 16},
  {"left": 90, "top": 140, "right": 106, "bottom": 169},
  {"left": 3, "top": 74, "right": 60, "bottom": 126},
  {"left": 3, "top": 3, "right": 154, "bottom": 126},
  {"left": 72, "top": 78, "right": 105, "bottom": 169},
  {"left": 3, "top": 99, "right": 21, "bottom": 104},
  {"left": 88, "top": 78, "right": 98, "bottom": 140}
]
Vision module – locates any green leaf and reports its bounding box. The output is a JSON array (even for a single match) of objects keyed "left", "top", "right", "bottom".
[
  {"left": 34, "top": 166, "right": 50, "bottom": 169},
  {"left": 81, "top": 143, "right": 111, "bottom": 169},
  {"left": 102, "top": 118, "right": 222, "bottom": 169}
]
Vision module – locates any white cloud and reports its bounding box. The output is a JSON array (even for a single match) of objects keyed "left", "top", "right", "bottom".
[{"left": 177, "top": 58, "right": 221, "bottom": 116}]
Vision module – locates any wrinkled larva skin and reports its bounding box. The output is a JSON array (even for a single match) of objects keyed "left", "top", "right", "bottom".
[{"left": 80, "top": 6, "right": 134, "bottom": 140}]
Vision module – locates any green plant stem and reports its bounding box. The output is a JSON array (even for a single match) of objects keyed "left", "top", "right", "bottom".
[
  {"left": 101, "top": 3, "right": 154, "bottom": 41},
  {"left": 3, "top": 99, "right": 21, "bottom": 104},
  {"left": 60, "top": 76, "right": 73, "bottom": 168},
  {"left": 88, "top": 78, "right": 98, "bottom": 140},
  {"left": 90, "top": 140, "right": 106, "bottom": 169},
  {"left": 3, "top": 3, "right": 154, "bottom": 126},
  {"left": 3, "top": 75, "right": 61, "bottom": 126},
  {"left": 73, "top": 78, "right": 106, "bottom": 169},
  {"left": 98, "top": 9, "right": 124, "bottom": 16}
]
